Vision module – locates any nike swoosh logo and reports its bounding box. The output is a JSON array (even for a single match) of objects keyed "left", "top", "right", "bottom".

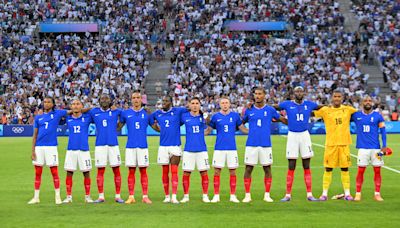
[
  {"left": 217, "top": 119, "right": 222, "bottom": 122},
  {"left": 95, "top": 114, "right": 101, "bottom": 116},
  {"left": 249, "top": 114, "right": 255, "bottom": 116},
  {"left": 128, "top": 115, "right": 133, "bottom": 118}
]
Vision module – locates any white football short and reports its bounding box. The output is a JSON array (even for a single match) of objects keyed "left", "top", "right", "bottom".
[
  {"left": 95, "top": 146, "right": 121, "bottom": 168},
  {"left": 244, "top": 147, "right": 273, "bottom": 166},
  {"left": 357, "top": 149, "right": 384, "bottom": 167},
  {"left": 286, "top": 131, "right": 314, "bottom": 159},
  {"left": 212, "top": 150, "right": 239, "bottom": 169},
  {"left": 182, "top": 151, "right": 210, "bottom": 172},
  {"left": 64, "top": 150, "right": 92, "bottom": 172},
  {"left": 157, "top": 146, "right": 182, "bottom": 165},
  {"left": 125, "top": 148, "right": 149, "bottom": 167},
  {"left": 32, "top": 146, "right": 58, "bottom": 167}
]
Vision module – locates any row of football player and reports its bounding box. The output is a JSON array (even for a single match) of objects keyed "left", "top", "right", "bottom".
[{"left": 27, "top": 87, "right": 390, "bottom": 204}]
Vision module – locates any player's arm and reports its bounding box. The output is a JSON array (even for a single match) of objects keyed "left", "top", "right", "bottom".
[
  {"left": 117, "top": 122, "right": 125, "bottom": 131},
  {"left": 273, "top": 104, "right": 281, "bottom": 111},
  {"left": 204, "top": 126, "right": 213, "bottom": 135},
  {"left": 379, "top": 122, "right": 387, "bottom": 153},
  {"left": 31, "top": 128, "right": 38, "bottom": 161},
  {"left": 82, "top": 107, "right": 92, "bottom": 113},
  {"left": 238, "top": 124, "right": 248, "bottom": 134},
  {"left": 151, "top": 120, "right": 161, "bottom": 132},
  {"left": 315, "top": 105, "right": 325, "bottom": 110},
  {"left": 277, "top": 116, "right": 288, "bottom": 125}
]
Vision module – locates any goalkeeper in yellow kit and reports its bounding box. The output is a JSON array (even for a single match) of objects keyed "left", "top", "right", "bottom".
[{"left": 313, "top": 90, "right": 357, "bottom": 201}]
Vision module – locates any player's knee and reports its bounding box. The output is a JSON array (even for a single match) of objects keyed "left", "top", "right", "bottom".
[
  {"left": 200, "top": 171, "right": 207, "bottom": 176},
  {"left": 288, "top": 159, "right": 296, "bottom": 170},
  {"left": 325, "top": 167, "right": 333, "bottom": 172},
  {"left": 214, "top": 168, "right": 221, "bottom": 176},
  {"left": 183, "top": 171, "right": 191, "bottom": 176},
  {"left": 229, "top": 169, "right": 236, "bottom": 176},
  {"left": 67, "top": 171, "right": 74, "bottom": 176},
  {"left": 341, "top": 168, "right": 349, "bottom": 172}
]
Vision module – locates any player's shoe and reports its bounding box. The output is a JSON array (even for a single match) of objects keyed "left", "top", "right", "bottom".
[
  {"left": 319, "top": 195, "right": 328, "bottom": 201},
  {"left": 163, "top": 195, "right": 171, "bottom": 203},
  {"left": 85, "top": 196, "right": 94, "bottom": 203},
  {"left": 62, "top": 196, "right": 72, "bottom": 204},
  {"left": 354, "top": 193, "right": 361, "bottom": 201},
  {"left": 344, "top": 195, "right": 354, "bottom": 201},
  {"left": 115, "top": 198, "right": 125, "bottom": 203},
  {"left": 27, "top": 198, "right": 40, "bottom": 204},
  {"left": 55, "top": 195, "right": 62, "bottom": 205},
  {"left": 94, "top": 198, "right": 105, "bottom": 203},
  {"left": 125, "top": 196, "right": 136, "bottom": 204},
  {"left": 307, "top": 196, "right": 319, "bottom": 201},
  {"left": 280, "top": 196, "right": 291, "bottom": 202},
  {"left": 171, "top": 195, "right": 179, "bottom": 204},
  {"left": 202, "top": 194, "right": 210, "bottom": 203},
  {"left": 263, "top": 193, "right": 274, "bottom": 203},
  {"left": 180, "top": 195, "right": 190, "bottom": 203},
  {"left": 229, "top": 195, "right": 240, "bottom": 203},
  {"left": 211, "top": 195, "right": 220, "bottom": 203},
  {"left": 142, "top": 197, "right": 152, "bottom": 204},
  {"left": 374, "top": 194, "right": 384, "bottom": 202},
  {"left": 242, "top": 194, "right": 252, "bottom": 203}
]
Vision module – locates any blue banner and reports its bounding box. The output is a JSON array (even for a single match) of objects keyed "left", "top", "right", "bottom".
[{"left": 1, "top": 121, "right": 400, "bottom": 137}]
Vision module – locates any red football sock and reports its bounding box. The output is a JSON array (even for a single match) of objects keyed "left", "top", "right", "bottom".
[
  {"left": 213, "top": 175, "right": 220, "bottom": 194},
  {"left": 182, "top": 174, "right": 190, "bottom": 195},
  {"left": 230, "top": 175, "right": 237, "bottom": 195},
  {"left": 140, "top": 167, "right": 149, "bottom": 196},
  {"left": 66, "top": 175, "right": 73, "bottom": 195},
  {"left": 84, "top": 177, "right": 91, "bottom": 196},
  {"left": 171, "top": 165, "right": 179, "bottom": 195},
  {"left": 34, "top": 166, "right": 43, "bottom": 190},
  {"left": 112, "top": 167, "right": 121, "bottom": 195},
  {"left": 50, "top": 166, "right": 60, "bottom": 189},
  {"left": 244, "top": 178, "right": 252, "bottom": 193},
  {"left": 162, "top": 165, "right": 170, "bottom": 195},
  {"left": 286, "top": 169, "right": 295, "bottom": 194},
  {"left": 356, "top": 167, "right": 366, "bottom": 192},
  {"left": 264, "top": 177, "right": 272, "bottom": 193},
  {"left": 304, "top": 168, "right": 312, "bottom": 193},
  {"left": 128, "top": 167, "right": 136, "bottom": 195},
  {"left": 97, "top": 167, "right": 105, "bottom": 194},
  {"left": 373, "top": 166, "right": 381, "bottom": 193},
  {"left": 201, "top": 173, "right": 209, "bottom": 194}
]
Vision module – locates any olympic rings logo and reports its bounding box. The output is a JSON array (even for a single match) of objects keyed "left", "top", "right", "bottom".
[{"left": 12, "top": 127, "right": 25, "bottom": 134}]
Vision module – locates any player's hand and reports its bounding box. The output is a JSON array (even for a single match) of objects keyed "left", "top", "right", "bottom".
[
  {"left": 246, "top": 101, "right": 253, "bottom": 109},
  {"left": 111, "top": 104, "right": 117, "bottom": 111},
  {"left": 31, "top": 151, "right": 36, "bottom": 161},
  {"left": 381, "top": 147, "right": 388, "bottom": 154}
]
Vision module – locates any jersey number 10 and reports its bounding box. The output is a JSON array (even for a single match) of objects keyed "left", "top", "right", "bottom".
[{"left": 363, "top": 125, "right": 370, "bottom": 133}]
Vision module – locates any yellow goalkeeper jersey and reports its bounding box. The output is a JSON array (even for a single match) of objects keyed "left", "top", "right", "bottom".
[{"left": 314, "top": 105, "right": 357, "bottom": 146}]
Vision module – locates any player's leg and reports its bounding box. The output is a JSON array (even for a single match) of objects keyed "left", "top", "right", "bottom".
[
  {"left": 181, "top": 151, "right": 195, "bottom": 203},
  {"left": 211, "top": 150, "right": 225, "bottom": 203},
  {"left": 371, "top": 149, "right": 384, "bottom": 201},
  {"left": 64, "top": 171, "right": 74, "bottom": 203},
  {"left": 355, "top": 149, "right": 368, "bottom": 201},
  {"left": 281, "top": 159, "right": 296, "bottom": 202},
  {"left": 302, "top": 158, "right": 317, "bottom": 201},
  {"left": 339, "top": 146, "right": 352, "bottom": 200},
  {"left": 94, "top": 146, "right": 107, "bottom": 203},
  {"left": 46, "top": 147, "right": 61, "bottom": 204},
  {"left": 243, "top": 147, "right": 257, "bottom": 203},
  {"left": 197, "top": 152, "right": 210, "bottom": 203},
  {"left": 320, "top": 146, "right": 337, "bottom": 201},
  {"left": 226, "top": 151, "right": 239, "bottom": 203},
  {"left": 125, "top": 148, "right": 137, "bottom": 204},
  {"left": 169, "top": 146, "right": 182, "bottom": 203},
  {"left": 83, "top": 171, "right": 93, "bottom": 203},
  {"left": 158, "top": 146, "right": 170, "bottom": 202},
  {"left": 78, "top": 150, "right": 92, "bottom": 202},
  {"left": 320, "top": 167, "right": 333, "bottom": 201},
  {"left": 29, "top": 147, "right": 44, "bottom": 204},
  {"left": 260, "top": 147, "right": 273, "bottom": 202},
  {"left": 63, "top": 150, "right": 78, "bottom": 203},
  {"left": 138, "top": 148, "right": 151, "bottom": 204},
  {"left": 109, "top": 146, "right": 123, "bottom": 203}
]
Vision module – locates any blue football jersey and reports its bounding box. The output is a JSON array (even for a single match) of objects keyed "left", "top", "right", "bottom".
[
  {"left": 181, "top": 112, "right": 207, "bottom": 152},
  {"left": 120, "top": 108, "right": 149, "bottom": 149},
  {"left": 89, "top": 108, "right": 121, "bottom": 146},
  {"left": 351, "top": 111, "right": 385, "bottom": 149},
  {"left": 279, "top": 100, "right": 318, "bottom": 132},
  {"left": 243, "top": 105, "right": 280, "bottom": 147},
  {"left": 209, "top": 112, "right": 242, "bottom": 150},
  {"left": 34, "top": 109, "right": 68, "bottom": 146},
  {"left": 66, "top": 114, "right": 92, "bottom": 151},
  {"left": 150, "top": 107, "right": 188, "bottom": 146}
]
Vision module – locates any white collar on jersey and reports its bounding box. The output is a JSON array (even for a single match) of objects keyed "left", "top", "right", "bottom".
[
  {"left": 71, "top": 114, "right": 83, "bottom": 119},
  {"left": 219, "top": 110, "right": 231, "bottom": 116},
  {"left": 253, "top": 104, "right": 266, "bottom": 110},
  {"left": 161, "top": 107, "right": 173, "bottom": 113},
  {"left": 131, "top": 107, "right": 144, "bottom": 112},
  {"left": 100, "top": 108, "right": 111, "bottom": 112}
]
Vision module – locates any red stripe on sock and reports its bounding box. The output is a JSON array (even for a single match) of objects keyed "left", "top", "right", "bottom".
[
  {"left": 230, "top": 175, "right": 237, "bottom": 195},
  {"left": 264, "top": 177, "right": 272, "bottom": 193},
  {"left": 214, "top": 175, "right": 220, "bottom": 195},
  {"left": 304, "top": 168, "right": 312, "bottom": 193},
  {"left": 112, "top": 167, "right": 121, "bottom": 195},
  {"left": 34, "top": 166, "right": 43, "bottom": 190},
  {"left": 162, "top": 165, "right": 170, "bottom": 195},
  {"left": 373, "top": 166, "right": 381, "bottom": 193},
  {"left": 84, "top": 177, "right": 91, "bottom": 196},
  {"left": 201, "top": 173, "right": 209, "bottom": 195},
  {"left": 66, "top": 175, "right": 73, "bottom": 195},
  {"left": 356, "top": 167, "right": 366, "bottom": 193},
  {"left": 286, "top": 169, "right": 295, "bottom": 194},
  {"left": 171, "top": 165, "right": 179, "bottom": 195},
  {"left": 50, "top": 166, "right": 60, "bottom": 189},
  {"left": 97, "top": 167, "right": 105, "bottom": 194},
  {"left": 183, "top": 174, "right": 190, "bottom": 195},
  {"left": 128, "top": 168, "right": 136, "bottom": 195},
  {"left": 140, "top": 167, "right": 148, "bottom": 195},
  {"left": 244, "top": 178, "right": 251, "bottom": 193}
]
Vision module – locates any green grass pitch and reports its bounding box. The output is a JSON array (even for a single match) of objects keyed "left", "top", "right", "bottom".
[{"left": 1, "top": 135, "right": 400, "bottom": 227}]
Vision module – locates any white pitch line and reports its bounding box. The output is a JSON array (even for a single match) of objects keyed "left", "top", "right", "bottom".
[{"left": 312, "top": 142, "right": 400, "bottom": 174}]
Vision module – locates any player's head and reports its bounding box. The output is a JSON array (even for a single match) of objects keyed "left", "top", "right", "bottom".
[
  {"left": 71, "top": 99, "right": 83, "bottom": 114},
  {"left": 362, "top": 95, "right": 373, "bottom": 111},
  {"left": 131, "top": 90, "right": 142, "bottom": 108},
  {"left": 43, "top": 96, "right": 55, "bottom": 112},
  {"left": 100, "top": 94, "right": 111, "bottom": 110},
  {"left": 189, "top": 97, "right": 201, "bottom": 113},
  {"left": 294, "top": 86, "right": 304, "bottom": 101},
  {"left": 331, "top": 90, "right": 343, "bottom": 107},
  {"left": 253, "top": 87, "right": 266, "bottom": 104},
  {"left": 219, "top": 96, "right": 231, "bottom": 112},
  {"left": 162, "top": 95, "right": 173, "bottom": 111}
]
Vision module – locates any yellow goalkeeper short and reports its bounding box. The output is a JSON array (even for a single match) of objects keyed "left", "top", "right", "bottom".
[{"left": 324, "top": 145, "right": 351, "bottom": 168}]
